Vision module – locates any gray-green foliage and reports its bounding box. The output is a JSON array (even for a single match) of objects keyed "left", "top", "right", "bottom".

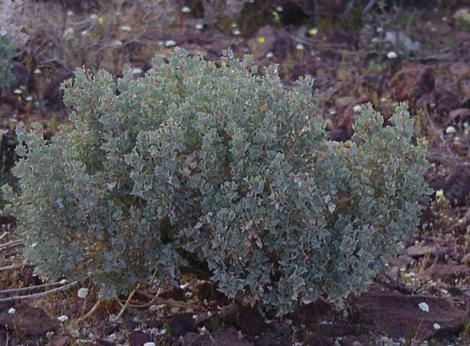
[
  {"left": 3, "top": 49, "right": 429, "bottom": 315},
  {"left": 0, "top": 30, "right": 15, "bottom": 91}
]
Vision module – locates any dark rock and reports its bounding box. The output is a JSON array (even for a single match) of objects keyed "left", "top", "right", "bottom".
[
  {"left": 0, "top": 303, "right": 58, "bottom": 336},
  {"left": 352, "top": 291, "right": 469, "bottom": 340},
  {"left": 129, "top": 330, "right": 153, "bottom": 346},
  {"left": 254, "top": 334, "right": 291, "bottom": 346},
  {"left": 436, "top": 89, "right": 460, "bottom": 115},
  {"left": 391, "top": 64, "right": 434, "bottom": 104},
  {"left": 290, "top": 300, "right": 332, "bottom": 326},
  {"left": 181, "top": 332, "right": 212, "bottom": 346},
  {"left": 213, "top": 327, "right": 253, "bottom": 346},
  {"left": 168, "top": 313, "right": 198, "bottom": 337},
  {"left": 426, "top": 264, "right": 470, "bottom": 280},
  {"left": 11, "top": 62, "right": 30, "bottom": 90},
  {"left": 222, "top": 306, "right": 266, "bottom": 337},
  {"left": 86, "top": 340, "right": 116, "bottom": 346},
  {"left": 247, "top": 26, "right": 294, "bottom": 61},
  {"left": 443, "top": 164, "right": 470, "bottom": 206},
  {"left": 46, "top": 336, "right": 71, "bottom": 346}
]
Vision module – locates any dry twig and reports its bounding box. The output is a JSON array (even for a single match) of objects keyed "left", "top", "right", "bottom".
[{"left": 0, "top": 280, "right": 78, "bottom": 303}]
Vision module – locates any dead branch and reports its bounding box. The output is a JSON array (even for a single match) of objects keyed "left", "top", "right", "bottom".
[
  {"left": 0, "top": 239, "right": 23, "bottom": 252},
  {"left": 0, "top": 263, "right": 32, "bottom": 272},
  {"left": 0, "top": 281, "right": 78, "bottom": 303},
  {"left": 0, "top": 281, "right": 67, "bottom": 295}
]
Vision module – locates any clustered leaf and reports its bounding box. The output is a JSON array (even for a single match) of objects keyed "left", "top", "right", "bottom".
[{"left": 3, "top": 49, "right": 429, "bottom": 315}]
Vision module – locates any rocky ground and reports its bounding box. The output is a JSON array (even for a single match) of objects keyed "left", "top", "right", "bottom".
[{"left": 0, "top": 1, "right": 469, "bottom": 345}]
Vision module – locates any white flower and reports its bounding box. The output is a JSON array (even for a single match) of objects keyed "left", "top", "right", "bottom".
[
  {"left": 34, "top": 68, "right": 41, "bottom": 74},
  {"left": 14, "top": 89, "right": 22, "bottom": 95},
  {"left": 57, "top": 315, "right": 69, "bottom": 322},
  {"left": 67, "top": 10, "right": 74, "bottom": 16},
  {"left": 387, "top": 51, "right": 398, "bottom": 59},
  {"left": 231, "top": 23, "right": 238, "bottom": 28},
  {"left": 25, "top": 96, "right": 33, "bottom": 102},
  {"left": 296, "top": 43, "right": 304, "bottom": 50},
  {"left": 445, "top": 126, "right": 456, "bottom": 134},
  {"left": 8, "top": 308, "right": 16, "bottom": 315},
  {"left": 81, "top": 30, "right": 88, "bottom": 37},
  {"left": 89, "top": 14, "right": 98, "bottom": 21},
  {"left": 143, "top": 342, "right": 156, "bottom": 346},
  {"left": 353, "top": 105, "right": 362, "bottom": 112},
  {"left": 120, "top": 25, "right": 132, "bottom": 32},
  {"left": 232, "top": 29, "right": 241, "bottom": 36},
  {"left": 164, "top": 40, "right": 177, "bottom": 47},
  {"left": 376, "top": 27, "right": 384, "bottom": 33},
  {"left": 195, "top": 23, "right": 204, "bottom": 30},
  {"left": 276, "top": 6, "right": 283, "bottom": 12},
  {"left": 266, "top": 52, "right": 274, "bottom": 59},
  {"left": 77, "top": 287, "right": 89, "bottom": 299},
  {"left": 418, "top": 302, "right": 429, "bottom": 312},
  {"left": 380, "top": 97, "right": 387, "bottom": 102},
  {"left": 181, "top": 6, "right": 190, "bottom": 13},
  {"left": 433, "top": 323, "right": 441, "bottom": 330}
]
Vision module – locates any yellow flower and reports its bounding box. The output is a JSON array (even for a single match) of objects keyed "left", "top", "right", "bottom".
[
  {"left": 436, "top": 189, "right": 444, "bottom": 199},
  {"left": 257, "top": 36, "right": 265, "bottom": 44},
  {"left": 97, "top": 17, "right": 105, "bottom": 26},
  {"left": 308, "top": 28, "right": 318, "bottom": 36}
]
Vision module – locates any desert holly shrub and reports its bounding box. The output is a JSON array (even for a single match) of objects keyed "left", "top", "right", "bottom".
[{"left": 3, "top": 49, "right": 429, "bottom": 315}]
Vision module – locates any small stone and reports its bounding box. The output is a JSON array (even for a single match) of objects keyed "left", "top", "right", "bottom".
[
  {"left": 387, "top": 51, "right": 398, "bottom": 59},
  {"left": 418, "top": 302, "right": 429, "bottom": 312},
  {"left": 57, "top": 315, "right": 69, "bottom": 322},
  {"left": 131, "top": 68, "right": 143, "bottom": 75},
  {"left": 353, "top": 105, "right": 362, "bottom": 112},
  {"left": 112, "top": 40, "right": 123, "bottom": 48},
  {"left": 165, "top": 40, "right": 177, "bottom": 47},
  {"left": 445, "top": 126, "right": 456, "bottom": 134},
  {"left": 77, "top": 288, "right": 89, "bottom": 299}
]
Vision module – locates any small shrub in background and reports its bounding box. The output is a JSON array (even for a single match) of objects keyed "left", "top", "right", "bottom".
[
  {"left": 3, "top": 49, "right": 429, "bottom": 315},
  {"left": 0, "top": 30, "right": 15, "bottom": 91}
]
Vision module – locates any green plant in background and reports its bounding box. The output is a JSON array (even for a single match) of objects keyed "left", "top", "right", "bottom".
[
  {"left": 0, "top": 30, "right": 15, "bottom": 91},
  {"left": 0, "top": 132, "right": 17, "bottom": 211},
  {"left": 3, "top": 49, "right": 429, "bottom": 315}
]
